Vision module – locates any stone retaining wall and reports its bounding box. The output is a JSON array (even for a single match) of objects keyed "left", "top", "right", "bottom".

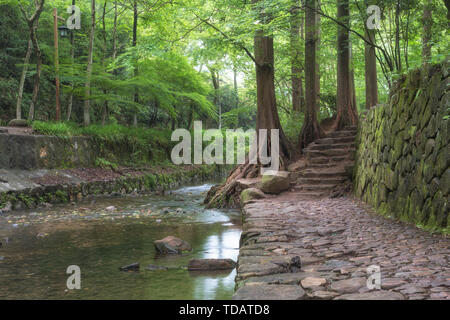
[
  {"left": 0, "top": 165, "right": 226, "bottom": 212},
  {"left": 354, "top": 61, "right": 449, "bottom": 229},
  {"left": 0, "top": 133, "right": 157, "bottom": 170}
]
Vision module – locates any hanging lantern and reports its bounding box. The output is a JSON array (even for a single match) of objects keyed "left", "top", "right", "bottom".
[{"left": 58, "top": 25, "right": 69, "bottom": 38}]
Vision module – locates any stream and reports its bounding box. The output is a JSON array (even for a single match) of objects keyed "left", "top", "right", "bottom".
[{"left": 0, "top": 182, "right": 241, "bottom": 299}]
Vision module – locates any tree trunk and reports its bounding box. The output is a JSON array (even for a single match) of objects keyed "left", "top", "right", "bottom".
[
  {"left": 394, "top": 0, "right": 402, "bottom": 72},
  {"left": 233, "top": 64, "right": 239, "bottom": 109},
  {"left": 365, "top": 29, "right": 378, "bottom": 109},
  {"left": 18, "top": 0, "right": 45, "bottom": 121},
  {"left": 210, "top": 68, "right": 221, "bottom": 128},
  {"left": 16, "top": 40, "right": 32, "bottom": 120},
  {"left": 290, "top": 0, "right": 303, "bottom": 112},
  {"left": 349, "top": 41, "right": 357, "bottom": 114},
  {"left": 298, "top": 0, "right": 321, "bottom": 150},
  {"left": 315, "top": 0, "right": 321, "bottom": 110},
  {"left": 334, "top": 0, "right": 357, "bottom": 130},
  {"left": 112, "top": 1, "right": 118, "bottom": 60},
  {"left": 254, "top": 30, "right": 290, "bottom": 158},
  {"left": 422, "top": 0, "right": 432, "bottom": 65},
  {"left": 101, "top": 0, "right": 108, "bottom": 126},
  {"left": 132, "top": 0, "right": 139, "bottom": 127},
  {"left": 29, "top": 21, "right": 42, "bottom": 122},
  {"left": 204, "top": 0, "right": 291, "bottom": 209},
  {"left": 84, "top": 0, "right": 95, "bottom": 126},
  {"left": 67, "top": 0, "right": 76, "bottom": 121}
]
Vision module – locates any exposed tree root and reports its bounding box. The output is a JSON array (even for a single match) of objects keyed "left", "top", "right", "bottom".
[
  {"left": 204, "top": 162, "right": 260, "bottom": 209},
  {"left": 298, "top": 119, "right": 323, "bottom": 151},
  {"left": 204, "top": 154, "right": 288, "bottom": 209}
]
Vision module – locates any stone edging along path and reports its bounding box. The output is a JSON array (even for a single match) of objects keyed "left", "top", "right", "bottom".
[
  {"left": 0, "top": 165, "right": 226, "bottom": 212},
  {"left": 233, "top": 191, "right": 450, "bottom": 300}
]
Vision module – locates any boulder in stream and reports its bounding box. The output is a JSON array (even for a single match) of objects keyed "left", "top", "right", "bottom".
[
  {"left": 146, "top": 264, "right": 169, "bottom": 271},
  {"left": 187, "top": 258, "right": 236, "bottom": 271},
  {"left": 119, "top": 262, "right": 140, "bottom": 272},
  {"left": 154, "top": 236, "right": 192, "bottom": 254}
]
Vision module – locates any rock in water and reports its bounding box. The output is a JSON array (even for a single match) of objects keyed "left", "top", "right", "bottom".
[
  {"left": 187, "top": 258, "right": 236, "bottom": 271},
  {"left": 119, "top": 262, "right": 140, "bottom": 271},
  {"left": 240, "top": 188, "right": 266, "bottom": 204},
  {"left": 146, "top": 264, "right": 168, "bottom": 271},
  {"left": 154, "top": 236, "right": 192, "bottom": 254},
  {"left": 260, "top": 171, "right": 290, "bottom": 194},
  {"left": 105, "top": 206, "right": 116, "bottom": 211}
]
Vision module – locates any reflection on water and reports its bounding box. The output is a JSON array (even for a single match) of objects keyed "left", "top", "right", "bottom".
[{"left": 0, "top": 183, "right": 241, "bottom": 300}]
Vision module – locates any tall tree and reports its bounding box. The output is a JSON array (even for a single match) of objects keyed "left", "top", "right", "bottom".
[
  {"left": 18, "top": 0, "right": 45, "bottom": 121},
  {"left": 67, "top": 0, "right": 76, "bottom": 121},
  {"left": 15, "top": 39, "right": 32, "bottom": 120},
  {"left": 349, "top": 41, "right": 357, "bottom": 113},
  {"left": 253, "top": 3, "right": 290, "bottom": 159},
  {"left": 422, "top": 0, "right": 433, "bottom": 65},
  {"left": 84, "top": 0, "right": 96, "bottom": 126},
  {"left": 209, "top": 67, "right": 221, "bottom": 128},
  {"left": 365, "top": 28, "right": 378, "bottom": 109},
  {"left": 290, "top": 0, "right": 304, "bottom": 112},
  {"left": 334, "top": 0, "right": 357, "bottom": 129},
  {"left": 132, "top": 0, "right": 139, "bottom": 126},
  {"left": 298, "top": 0, "right": 321, "bottom": 150},
  {"left": 101, "top": 0, "right": 109, "bottom": 126},
  {"left": 315, "top": 0, "right": 321, "bottom": 109}
]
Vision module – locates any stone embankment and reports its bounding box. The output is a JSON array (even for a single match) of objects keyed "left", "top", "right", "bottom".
[{"left": 0, "top": 165, "right": 225, "bottom": 212}]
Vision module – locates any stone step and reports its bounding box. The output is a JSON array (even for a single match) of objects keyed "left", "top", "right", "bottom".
[
  {"left": 343, "top": 125, "right": 357, "bottom": 131},
  {"left": 305, "top": 148, "right": 355, "bottom": 158},
  {"left": 294, "top": 184, "right": 338, "bottom": 192},
  {"left": 298, "top": 177, "right": 347, "bottom": 185},
  {"left": 307, "top": 155, "right": 350, "bottom": 164},
  {"left": 302, "top": 170, "right": 347, "bottom": 178},
  {"left": 291, "top": 191, "right": 326, "bottom": 198},
  {"left": 306, "top": 142, "right": 355, "bottom": 151},
  {"left": 306, "top": 162, "right": 337, "bottom": 169},
  {"left": 325, "top": 130, "right": 357, "bottom": 138},
  {"left": 315, "top": 136, "right": 355, "bottom": 145}
]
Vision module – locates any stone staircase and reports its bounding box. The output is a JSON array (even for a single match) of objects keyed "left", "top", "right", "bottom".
[{"left": 292, "top": 126, "right": 357, "bottom": 198}]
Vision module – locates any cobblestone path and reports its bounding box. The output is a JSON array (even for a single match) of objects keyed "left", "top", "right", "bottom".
[{"left": 233, "top": 192, "right": 449, "bottom": 300}]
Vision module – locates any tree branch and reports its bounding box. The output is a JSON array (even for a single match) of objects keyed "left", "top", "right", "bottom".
[{"left": 193, "top": 12, "right": 258, "bottom": 66}]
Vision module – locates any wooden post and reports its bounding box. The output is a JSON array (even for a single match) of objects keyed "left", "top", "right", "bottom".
[{"left": 53, "top": 8, "right": 61, "bottom": 121}]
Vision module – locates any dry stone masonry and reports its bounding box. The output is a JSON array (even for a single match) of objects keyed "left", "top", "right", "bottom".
[{"left": 354, "top": 62, "right": 449, "bottom": 230}]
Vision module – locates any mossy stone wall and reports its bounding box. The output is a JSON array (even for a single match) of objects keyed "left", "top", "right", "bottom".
[
  {"left": 354, "top": 62, "right": 449, "bottom": 229},
  {"left": 0, "top": 134, "right": 155, "bottom": 170}
]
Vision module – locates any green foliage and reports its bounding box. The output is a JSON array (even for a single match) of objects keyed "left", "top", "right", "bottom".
[
  {"left": 1, "top": 0, "right": 449, "bottom": 153},
  {"left": 32, "top": 121, "right": 76, "bottom": 136},
  {"left": 280, "top": 111, "right": 304, "bottom": 146},
  {"left": 95, "top": 157, "right": 118, "bottom": 171}
]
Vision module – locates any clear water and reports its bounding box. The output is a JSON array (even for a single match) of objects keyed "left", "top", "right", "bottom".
[{"left": 0, "top": 183, "right": 241, "bottom": 299}]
